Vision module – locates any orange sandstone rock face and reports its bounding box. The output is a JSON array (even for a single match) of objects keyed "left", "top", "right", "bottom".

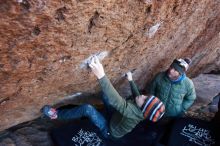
[{"left": 0, "top": 0, "right": 219, "bottom": 131}]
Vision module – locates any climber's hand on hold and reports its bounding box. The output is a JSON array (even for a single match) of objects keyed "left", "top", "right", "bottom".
[
  {"left": 89, "top": 56, "right": 105, "bottom": 79},
  {"left": 126, "top": 71, "right": 133, "bottom": 81}
]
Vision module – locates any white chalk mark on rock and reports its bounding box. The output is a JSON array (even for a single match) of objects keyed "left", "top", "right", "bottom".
[
  {"left": 54, "top": 92, "right": 83, "bottom": 106},
  {"left": 80, "top": 51, "right": 109, "bottom": 69},
  {"left": 64, "top": 92, "right": 82, "bottom": 99},
  {"left": 144, "top": 0, "right": 152, "bottom": 4},
  {"left": 145, "top": 22, "right": 162, "bottom": 38},
  {"left": 17, "top": 0, "right": 23, "bottom": 3}
]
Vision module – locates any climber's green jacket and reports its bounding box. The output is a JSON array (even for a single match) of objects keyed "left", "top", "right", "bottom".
[{"left": 99, "top": 76, "right": 144, "bottom": 138}]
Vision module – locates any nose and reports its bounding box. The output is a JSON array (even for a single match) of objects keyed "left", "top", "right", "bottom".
[{"left": 169, "top": 68, "right": 176, "bottom": 74}]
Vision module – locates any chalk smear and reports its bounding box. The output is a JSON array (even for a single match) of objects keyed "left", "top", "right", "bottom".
[
  {"left": 145, "top": 22, "right": 162, "bottom": 38},
  {"left": 80, "top": 51, "right": 109, "bottom": 69},
  {"left": 17, "top": 0, "right": 23, "bottom": 3},
  {"left": 144, "top": 0, "right": 152, "bottom": 4},
  {"left": 64, "top": 92, "right": 82, "bottom": 100}
]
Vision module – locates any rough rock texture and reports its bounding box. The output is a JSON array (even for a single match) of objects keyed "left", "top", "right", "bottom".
[
  {"left": 186, "top": 74, "right": 220, "bottom": 121},
  {"left": 0, "top": 118, "right": 54, "bottom": 146},
  {"left": 190, "top": 74, "right": 220, "bottom": 113},
  {"left": 193, "top": 74, "right": 220, "bottom": 104},
  {"left": 0, "top": 0, "right": 220, "bottom": 131}
]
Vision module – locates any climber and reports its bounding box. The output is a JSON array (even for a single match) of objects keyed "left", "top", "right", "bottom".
[{"left": 42, "top": 56, "right": 165, "bottom": 140}]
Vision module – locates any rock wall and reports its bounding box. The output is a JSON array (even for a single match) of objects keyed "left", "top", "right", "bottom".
[{"left": 0, "top": 0, "right": 220, "bottom": 131}]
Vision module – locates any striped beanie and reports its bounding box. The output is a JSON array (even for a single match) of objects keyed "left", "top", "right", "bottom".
[{"left": 141, "top": 95, "right": 165, "bottom": 122}]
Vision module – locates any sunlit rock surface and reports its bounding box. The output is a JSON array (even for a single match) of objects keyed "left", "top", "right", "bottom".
[{"left": 0, "top": 0, "right": 220, "bottom": 131}]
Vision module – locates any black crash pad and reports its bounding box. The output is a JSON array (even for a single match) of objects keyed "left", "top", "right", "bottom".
[
  {"left": 168, "top": 118, "right": 216, "bottom": 146},
  {"left": 50, "top": 119, "right": 153, "bottom": 146}
]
